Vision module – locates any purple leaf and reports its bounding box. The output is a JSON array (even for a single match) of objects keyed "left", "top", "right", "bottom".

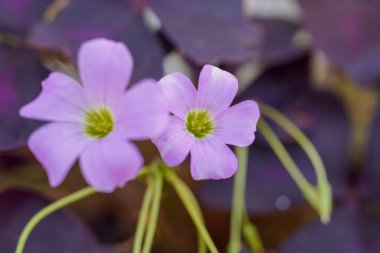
[
  {"left": 255, "top": 19, "right": 307, "bottom": 66},
  {"left": 28, "top": 0, "right": 164, "bottom": 83},
  {"left": 280, "top": 206, "right": 380, "bottom": 253},
  {"left": 149, "top": 0, "right": 261, "bottom": 65},
  {"left": 298, "top": 0, "right": 380, "bottom": 85},
  {"left": 0, "top": 46, "right": 47, "bottom": 151},
  {"left": 239, "top": 57, "right": 310, "bottom": 109},
  {"left": 363, "top": 104, "right": 380, "bottom": 202},
  {"left": 0, "top": 0, "right": 51, "bottom": 36},
  {"left": 0, "top": 189, "right": 105, "bottom": 253}
]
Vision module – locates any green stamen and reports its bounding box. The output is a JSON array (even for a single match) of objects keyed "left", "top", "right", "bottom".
[
  {"left": 84, "top": 107, "right": 114, "bottom": 139},
  {"left": 186, "top": 109, "right": 214, "bottom": 139}
]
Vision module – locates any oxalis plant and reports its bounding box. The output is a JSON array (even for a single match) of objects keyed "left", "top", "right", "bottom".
[{"left": 15, "top": 38, "right": 331, "bottom": 253}]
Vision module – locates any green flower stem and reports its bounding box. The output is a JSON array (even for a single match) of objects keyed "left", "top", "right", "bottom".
[
  {"left": 15, "top": 187, "right": 97, "bottom": 253},
  {"left": 242, "top": 213, "right": 263, "bottom": 252},
  {"left": 259, "top": 103, "right": 332, "bottom": 223},
  {"left": 258, "top": 119, "right": 317, "bottom": 206},
  {"left": 164, "top": 169, "right": 219, "bottom": 253},
  {"left": 198, "top": 232, "right": 207, "bottom": 253},
  {"left": 227, "top": 147, "right": 249, "bottom": 253},
  {"left": 141, "top": 167, "right": 163, "bottom": 253},
  {"left": 132, "top": 177, "right": 155, "bottom": 253}
]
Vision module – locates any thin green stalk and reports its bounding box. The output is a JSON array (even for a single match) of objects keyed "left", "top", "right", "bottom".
[
  {"left": 242, "top": 213, "right": 263, "bottom": 252},
  {"left": 259, "top": 103, "right": 328, "bottom": 183},
  {"left": 164, "top": 169, "right": 219, "bottom": 253},
  {"left": 227, "top": 147, "right": 249, "bottom": 253},
  {"left": 259, "top": 103, "right": 332, "bottom": 223},
  {"left": 141, "top": 169, "right": 163, "bottom": 253},
  {"left": 258, "top": 120, "right": 318, "bottom": 209},
  {"left": 198, "top": 233, "right": 207, "bottom": 253},
  {"left": 132, "top": 178, "right": 155, "bottom": 253},
  {"left": 15, "top": 187, "right": 97, "bottom": 253}
]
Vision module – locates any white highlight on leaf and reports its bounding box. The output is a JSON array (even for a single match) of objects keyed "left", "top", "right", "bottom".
[
  {"left": 243, "top": 0, "right": 302, "bottom": 22},
  {"left": 164, "top": 51, "right": 195, "bottom": 78},
  {"left": 142, "top": 7, "right": 161, "bottom": 32}
]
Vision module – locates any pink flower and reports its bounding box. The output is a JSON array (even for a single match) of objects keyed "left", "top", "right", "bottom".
[
  {"left": 20, "top": 38, "right": 169, "bottom": 192},
  {"left": 153, "top": 65, "right": 260, "bottom": 180}
]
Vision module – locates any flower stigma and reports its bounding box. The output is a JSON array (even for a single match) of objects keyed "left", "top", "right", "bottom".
[
  {"left": 186, "top": 109, "right": 214, "bottom": 139},
  {"left": 84, "top": 107, "right": 114, "bottom": 139}
]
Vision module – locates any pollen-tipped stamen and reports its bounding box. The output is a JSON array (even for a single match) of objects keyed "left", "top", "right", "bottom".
[
  {"left": 185, "top": 109, "right": 214, "bottom": 139},
  {"left": 84, "top": 107, "right": 114, "bottom": 139}
]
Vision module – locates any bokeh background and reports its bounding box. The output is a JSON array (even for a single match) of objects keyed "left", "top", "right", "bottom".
[{"left": 1, "top": 0, "right": 380, "bottom": 252}]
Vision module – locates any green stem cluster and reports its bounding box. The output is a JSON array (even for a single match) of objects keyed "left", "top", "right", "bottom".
[
  {"left": 134, "top": 163, "right": 222, "bottom": 253},
  {"left": 258, "top": 103, "right": 332, "bottom": 223},
  {"left": 15, "top": 165, "right": 217, "bottom": 253},
  {"left": 141, "top": 168, "right": 163, "bottom": 253},
  {"left": 164, "top": 167, "right": 219, "bottom": 253},
  {"left": 133, "top": 164, "right": 217, "bottom": 253},
  {"left": 227, "top": 147, "right": 263, "bottom": 253},
  {"left": 132, "top": 177, "right": 155, "bottom": 253},
  {"left": 133, "top": 164, "right": 164, "bottom": 253}
]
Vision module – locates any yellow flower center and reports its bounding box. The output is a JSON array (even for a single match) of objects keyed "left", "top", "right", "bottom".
[
  {"left": 186, "top": 109, "right": 214, "bottom": 139},
  {"left": 84, "top": 107, "right": 114, "bottom": 139}
]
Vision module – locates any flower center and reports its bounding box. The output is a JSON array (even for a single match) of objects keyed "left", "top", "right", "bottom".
[
  {"left": 84, "top": 107, "right": 114, "bottom": 139},
  {"left": 186, "top": 109, "right": 214, "bottom": 139}
]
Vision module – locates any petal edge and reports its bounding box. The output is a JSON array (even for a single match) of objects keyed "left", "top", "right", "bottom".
[
  {"left": 190, "top": 137, "right": 238, "bottom": 180},
  {"left": 215, "top": 100, "right": 260, "bottom": 147},
  {"left": 197, "top": 65, "right": 238, "bottom": 115},
  {"left": 80, "top": 138, "right": 143, "bottom": 192},
  {"left": 28, "top": 122, "right": 90, "bottom": 187}
]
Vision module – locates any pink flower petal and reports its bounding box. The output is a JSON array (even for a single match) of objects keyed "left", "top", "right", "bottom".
[
  {"left": 190, "top": 137, "right": 238, "bottom": 180},
  {"left": 196, "top": 65, "right": 238, "bottom": 115},
  {"left": 114, "top": 79, "right": 169, "bottom": 140},
  {"left": 79, "top": 138, "right": 143, "bottom": 192},
  {"left": 19, "top": 72, "right": 86, "bottom": 122},
  {"left": 28, "top": 122, "right": 90, "bottom": 187},
  {"left": 158, "top": 72, "right": 197, "bottom": 118},
  {"left": 152, "top": 116, "right": 194, "bottom": 167},
  {"left": 215, "top": 100, "right": 260, "bottom": 147},
  {"left": 78, "top": 38, "right": 133, "bottom": 105}
]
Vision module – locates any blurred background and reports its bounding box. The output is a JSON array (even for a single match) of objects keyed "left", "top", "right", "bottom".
[{"left": 1, "top": 0, "right": 380, "bottom": 252}]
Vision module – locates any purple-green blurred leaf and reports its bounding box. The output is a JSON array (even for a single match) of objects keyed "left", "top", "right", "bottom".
[
  {"left": 363, "top": 104, "right": 380, "bottom": 202},
  {"left": 0, "top": 189, "right": 106, "bottom": 253},
  {"left": 239, "top": 57, "right": 310, "bottom": 109},
  {"left": 149, "top": 0, "right": 261, "bottom": 65},
  {"left": 298, "top": 0, "right": 380, "bottom": 85},
  {"left": 29, "top": 0, "right": 163, "bottom": 83},
  {"left": 0, "top": 46, "right": 47, "bottom": 151},
  {"left": 255, "top": 19, "right": 306, "bottom": 66},
  {"left": 0, "top": 0, "right": 51, "bottom": 36},
  {"left": 280, "top": 206, "right": 380, "bottom": 253}
]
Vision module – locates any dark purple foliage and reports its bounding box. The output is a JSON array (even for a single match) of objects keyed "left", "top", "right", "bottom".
[
  {"left": 149, "top": 0, "right": 261, "bottom": 65},
  {"left": 0, "top": 46, "right": 47, "bottom": 151},
  {"left": 254, "top": 19, "right": 306, "bottom": 66},
  {"left": 280, "top": 206, "right": 380, "bottom": 253},
  {"left": 298, "top": 0, "right": 380, "bottom": 85},
  {"left": 0, "top": 0, "right": 51, "bottom": 36},
  {"left": 239, "top": 57, "right": 310, "bottom": 109},
  {"left": 29, "top": 0, "right": 164, "bottom": 83},
  {"left": 0, "top": 189, "right": 105, "bottom": 253},
  {"left": 363, "top": 104, "right": 380, "bottom": 202}
]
